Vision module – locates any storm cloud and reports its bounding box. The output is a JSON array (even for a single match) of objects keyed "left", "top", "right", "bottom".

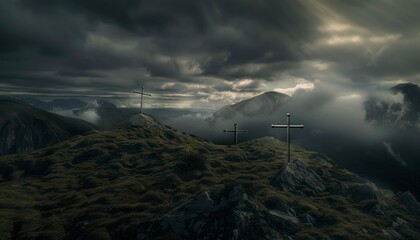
[{"left": 1, "top": 0, "right": 420, "bottom": 108}]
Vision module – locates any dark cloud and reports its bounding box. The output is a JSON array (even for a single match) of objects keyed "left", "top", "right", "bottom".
[{"left": 1, "top": 0, "right": 420, "bottom": 107}]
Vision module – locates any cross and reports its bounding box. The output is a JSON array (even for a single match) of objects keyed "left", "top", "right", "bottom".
[
  {"left": 271, "top": 113, "right": 304, "bottom": 164},
  {"left": 133, "top": 86, "right": 151, "bottom": 114},
  {"left": 223, "top": 123, "right": 248, "bottom": 145}
]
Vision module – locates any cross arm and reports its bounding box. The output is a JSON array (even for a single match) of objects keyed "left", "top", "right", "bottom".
[
  {"left": 224, "top": 129, "right": 248, "bottom": 133},
  {"left": 133, "top": 90, "right": 152, "bottom": 96},
  {"left": 271, "top": 124, "right": 304, "bottom": 128}
]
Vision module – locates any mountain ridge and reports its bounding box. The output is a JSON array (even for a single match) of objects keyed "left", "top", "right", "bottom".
[
  {"left": 207, "top": 91, "right": 290, "bottom": 123},
  {"left": 0, "top": 99, "right": 97, "bottom": 155}
]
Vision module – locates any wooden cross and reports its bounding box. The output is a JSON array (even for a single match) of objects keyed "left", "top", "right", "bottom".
[
  {"left": 223, "top": 123, "right": 248, "bottom": 145},
  {"left": 133, "top": 86, "right": 151, "bottom": 114},
  {"left": 271, "top": 113, "right": 304, "bottom": 163}
]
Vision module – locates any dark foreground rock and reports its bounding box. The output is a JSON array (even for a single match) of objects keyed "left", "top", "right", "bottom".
[{"left": 137, "top": 185, "right": 300, "bottom": 240}]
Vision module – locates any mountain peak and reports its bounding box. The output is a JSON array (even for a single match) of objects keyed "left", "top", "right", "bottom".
[
  {"left": 391, "top": 82, "right": 420, "bottom": 96},
  {"left": 208, "top": 91, "right": 290, "bottom": 122},
  {"left": 0, "top": 99, "right": 96, "bottom": 155}
]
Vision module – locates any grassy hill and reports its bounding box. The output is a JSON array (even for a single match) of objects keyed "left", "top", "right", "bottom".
[{"left": 0, "top": 114, "right": 419, "bottom": 239}]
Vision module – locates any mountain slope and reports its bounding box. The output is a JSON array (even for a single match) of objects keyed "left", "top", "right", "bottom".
[
  {"left": 0, "top": 114, "right": 419, "bottom": 239},
  {"left": 207, "top": 91, "right": 290, "bottom": 122},
  {"left": 0, "top": 99, "right": 97, "bottom": 155}
]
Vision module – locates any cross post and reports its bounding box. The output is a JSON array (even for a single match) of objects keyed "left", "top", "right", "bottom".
[
  {"left": 223, "top": 123, "right": 248, "bottom": 145},
  {"left": 271, "top": 113, "right": 304, "bottom": 163},
  {"left": 133, "top": 86, "right": 151, "bottom": 114}
]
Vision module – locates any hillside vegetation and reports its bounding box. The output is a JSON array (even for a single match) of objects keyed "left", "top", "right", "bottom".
[{"left": 0, "top": 114, "right": 419, "bottom": 239}]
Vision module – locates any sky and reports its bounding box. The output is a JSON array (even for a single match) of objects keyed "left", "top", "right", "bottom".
[{"left": 1, "top": 0, "right": 420, "bottom": 109}]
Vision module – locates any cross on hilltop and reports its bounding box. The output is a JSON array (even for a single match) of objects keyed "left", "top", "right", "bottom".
[
  {"left": 133, "top": 86, "right": 151, "bottom": 114},
  {"left": 271, "top": 113, "right": 304, "bottom": 164},
  {"left": 223, "top": 123, "right": 248, "bottom": 145}
]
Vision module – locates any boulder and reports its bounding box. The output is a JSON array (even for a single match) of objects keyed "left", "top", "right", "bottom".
[
  {"left": 137, "top": 185, "right": 299, "bottom": 240},
  {"left": 271, "top": 159, "right": 325, "bottom": 194}
]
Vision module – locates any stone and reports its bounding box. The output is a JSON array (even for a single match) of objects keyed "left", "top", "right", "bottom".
[
  {"left": 271, "top": 202, "right": 296, "bottom": 217},
  {"left": 137, "top": 185, "right": 298, "bottom": 240},
  {"left": 271, "top": 159, "right": 325, "bottom": 194},
  {"left": 382, "top": 229, "right": 405, "bottom": 240},
  {"left": 300, "top": 214, "right": 317, "bottom": 227},
  {"left": 397, "top": 191, "right": 419, "bottom": 208},
  {"left": 369, "top": 204, "right": 385, "bottom": 216},
  {"left": 392, "top": 217, "right": 407, "bottom": 228},
  {"left": 268, "top": 210, "right": 300, "bottom": 233}
]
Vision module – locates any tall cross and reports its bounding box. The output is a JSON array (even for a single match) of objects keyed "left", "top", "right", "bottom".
[
  {"left": 271, "top": 113, "right": 304, "bottom": 164},
  {"left": 223, "top": 123, "right": 248, "bottom": 145},
  {"left": 133, "top": 86, "right": 151, "bottom": 114}
]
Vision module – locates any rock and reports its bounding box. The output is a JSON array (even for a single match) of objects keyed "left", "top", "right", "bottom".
[
  {"left": 268, "top": 210, "right": 300, "bottom": 233},
  {"left": 382, "top": 229, "right": 405, "bottom": 240},
  {"left": 271, "top": 159, "right": 325, "bottom": 194},
  {"left": 300, "top": 214, "right": 317, "bottom": 227},
  {"left": 331, "top": 181, "right": 349, "bottom": 196},
  {"left": 267, "top": 201, "right": 296, "bottom": 217},
  {"left": 392, "top": 217, "right": 407, "bottom": 228},
  {"left": 370, "top": 204, "right": 385, "bottom": 216},
  {"left": 348, "top": 183, "right": 380, "bottom": 201},
  {"left": 137, "top": 185, "right": 296, "bottom": 240},
  {"left": 397, "top": 191, "right": 419, "bottom": 208}
]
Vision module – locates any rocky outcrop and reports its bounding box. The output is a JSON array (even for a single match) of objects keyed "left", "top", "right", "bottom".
[
  {"left": 271, "top": 159, "right": 325, "bottom": 194},
  {"left": 137, "top": 185, "right": 300, "bottom": 240}
]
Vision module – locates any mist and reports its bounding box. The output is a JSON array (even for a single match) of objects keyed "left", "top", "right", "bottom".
[
  {"left": 162, "top": 83, "right": 420, "bottom": 196},
  {"left": 52, "top": 108, "right": 100, "bottom": 125}
]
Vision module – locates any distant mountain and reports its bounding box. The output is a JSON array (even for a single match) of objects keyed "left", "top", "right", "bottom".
[
  {"left": 0, "top": 114, "right": 419, "bottom": 239},
  {"left": 18, "top": 97, "right": 89, "bottom": 111},
  {"left": 0, "top": 99, "right": 96, "bottom": 155},
  {"left": 365, "top": 83, "right": 420, "bottom": 127},
  {"left": 48, "top": 98, "right": 88, "bottom": 110},
  {"left": 207, "top": 91, "right": 290, "bottom": 122}
]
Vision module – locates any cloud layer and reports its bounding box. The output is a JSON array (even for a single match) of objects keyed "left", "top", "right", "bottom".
[{"left": 1, "top": 0, "right": 420, "bottom": 108}]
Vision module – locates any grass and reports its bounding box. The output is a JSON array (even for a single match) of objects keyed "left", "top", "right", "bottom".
[{"left": 0, "top": 115, "right": 419, "bottom": 239}]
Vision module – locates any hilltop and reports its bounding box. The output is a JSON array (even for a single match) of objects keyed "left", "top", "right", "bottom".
[{"left": 0, "top": 114, "right": 419, "bottom": 239}]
